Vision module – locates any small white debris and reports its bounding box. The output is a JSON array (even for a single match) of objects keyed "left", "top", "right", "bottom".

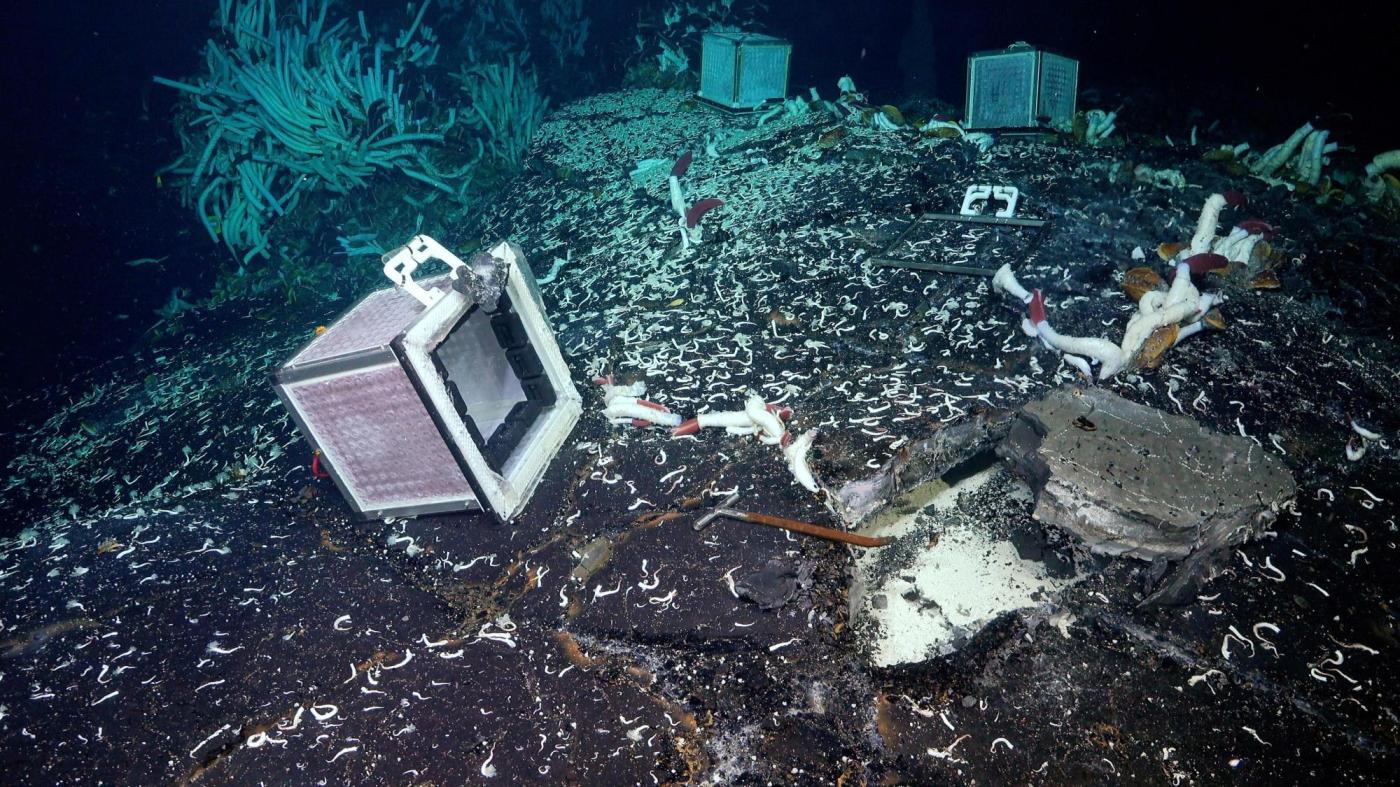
[
  {"left": 189, "top": 724, "right": 232, "bottom": 758},
  {"left": 310, "top": 704, "right": 339, "bottom": 721},
  {"left": 328, "top": 745, "right": 358, "bottom": 763},
  {"left": 91, "top": 690, "right": 120, "bottom": 706},
  {"left": 768, "top": 638, "right": 799, "bottom": 652}
]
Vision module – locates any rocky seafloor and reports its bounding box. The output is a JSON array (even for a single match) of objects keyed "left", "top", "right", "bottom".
[{"left": 1, "top": 88, "right": 1397, "bottom": 784}]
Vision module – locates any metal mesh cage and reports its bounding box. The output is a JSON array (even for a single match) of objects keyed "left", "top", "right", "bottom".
[
  {"left": 275, "top": 240, "right": 581, "bottom": 522},
  {"left": 1037, "top": 53, "right": 1079, "bottom": 127},
  {"left": 966, "top": 45, "right": 1078, "bottom": 130},
  {"left": 700, "top": 35, "right": 738, "bottom": 106},
  {"left": 967, "top": 49, "right": 1037, "bottom": 129},
  {"left": 699, "top": 31, "right": 790, "bottom": 110},
  {"left": 288, "top": 280, "right": 445, "bottom": 367},
  {"left": 282, "top": 364, "right": 475, "bottom": 513}
]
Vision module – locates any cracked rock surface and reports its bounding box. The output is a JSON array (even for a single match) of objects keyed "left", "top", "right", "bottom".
[{"left": 1002, "top": 385, "right": 1296, "bottom": 560}]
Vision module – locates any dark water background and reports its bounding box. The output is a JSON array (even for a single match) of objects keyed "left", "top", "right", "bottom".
[{"left": 1, "top": 0, "right": 1394, "bottom": 403}]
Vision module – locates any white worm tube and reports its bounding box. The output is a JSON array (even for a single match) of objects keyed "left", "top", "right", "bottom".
[
  {"left": 698, "top": 410, "right": 752, "bottom": 429},
  {"left": 1062, "top": 353, "right": 1093, "bottom": 380},
  {"left": 1036, "top": 321, "right": 1127, "bottom": 379},
  {"left": 667, "top": 175, "right": 686, "bottom": 219},
  {"left": 598, "top": 380, "right": 646, "bottom": 403},
  {"left": 1173, "top": 320, "right": 1207, "bottom": 346},
  {"left": 1211, "top": 227, "right": 1258, "bottom": 264},
  {"left": 1252, "top": 123, "right": 1313, "bottom": 177},
  {"left": 992, "top": 264, "right": 1033, "bottom": 303},
  {"left": 1192, "top": 293, "right": 1220, "bottom": 320},
  {"left": 1351, "top": 420, "right": 1382, "bottom": 441},
  {"left": 784, "top": 429, "right": 819, "bottom": 492},
  {"left": 603, "top": 399, "right": 682, "bottom": 427},
  {"left": 1296, "top": 129, "right": 1329, "bottom": 186},
  {"left": 1165, "top": 262, "right": 1198, "bottom": 307},
  {"left": 1365, "top": 149, "right": 1400, "bottom": 178},
  {"left": 745, "top": 394, "right": 786, "bottom": 443},
  {"left": 1120, "top": 298, "right": 1197, "bottom": 361},
  {"left": 1189, "top": 194, "right": 1228, "bottom": 255}
]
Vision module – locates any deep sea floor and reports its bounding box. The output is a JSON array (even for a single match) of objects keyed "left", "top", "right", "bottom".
[{"left": 1, "top": 88, "right": 1397, "bottom": 784}]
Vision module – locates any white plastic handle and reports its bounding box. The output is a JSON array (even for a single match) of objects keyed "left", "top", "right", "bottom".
[
  {"left": 959, "top": 184, "right": 992, "bottom": 216},
  {"left": 992, "top": 185, "right": 1020, "bottom": 217},
  {"left": 381, "top": 235, "right": 468, "bottom": 309},
  {"left": 959, "top": 184, "right": 1020, "bottom": 217}
]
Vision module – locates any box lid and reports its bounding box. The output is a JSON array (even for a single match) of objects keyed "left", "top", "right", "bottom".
[
  {"left": 286, "top": 275, "right": 453, "bottom": 368},
  {"left": 703, "top": 31, "right": 788, "bottom": 47}
]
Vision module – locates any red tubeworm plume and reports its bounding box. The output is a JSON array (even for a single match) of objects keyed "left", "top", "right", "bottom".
[
  {"left": 671, "top": 151, "right": 693, "bottom": 179},
  {"left": 1223, "top": 190, "right": 1248, "bottom": 209},
  {"left": 1027, "top": 289, "right": 1046, "bottom": 325},
  {"left": 672, "top": 418, "right": 700, "bottom": 437},
  {"left": 686, "top": 198, "right": 724, "bottom": 228},
  {"left": 1183, "top": 252, "right": 1229, "bottom": 276},
  {"left": 1236, "top": 219, "right": 1276, "bottom": 239}
]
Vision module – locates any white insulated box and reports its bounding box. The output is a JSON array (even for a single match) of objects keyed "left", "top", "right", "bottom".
[
  {"left": 698, "top": 31, "right": 791, "bottom": 111},
  {"left": 275, "top": 237, "right": 581, "bottom": 522},
  {"left": 965, "top": 42, "right": 1078, "bottom": 130}
]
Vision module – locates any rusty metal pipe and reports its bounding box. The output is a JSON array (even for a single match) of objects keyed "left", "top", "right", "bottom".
[
  {"left": 693, "top": 494, "right": 891, "bottom": 547},
  {"left": 724, "top": 510, "right": 894, "bottom": 548}
]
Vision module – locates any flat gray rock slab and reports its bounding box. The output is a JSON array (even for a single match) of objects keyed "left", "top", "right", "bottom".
[{"left": 1000, "top": 386, "right": 1295, "bottom": 559}]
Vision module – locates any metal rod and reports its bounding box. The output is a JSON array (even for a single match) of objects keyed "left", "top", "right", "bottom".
[
  {"left": 693, "top": 492, "right": 741, "bottom": 531},
  {"left": 727, "top": 510, "right": 894, "bottom": 548},
  {"left": 921, "top": 212, "right": 1047, "bottom": 228},
  {"left": 872, "top": 258, "right": 998, "bottom": 277}
]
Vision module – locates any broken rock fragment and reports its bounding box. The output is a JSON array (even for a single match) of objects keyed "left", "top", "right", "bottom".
[
  {"left": 736, "top": 560, "right": 812, "bottom": 611},
  {"left": 998, "top": 386, "right": 1295, "bottom": 560}
]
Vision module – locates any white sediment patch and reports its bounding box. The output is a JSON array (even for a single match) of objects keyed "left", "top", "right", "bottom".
[{"left": 851, "top": 466, "right": 1078, "bottom": 667}]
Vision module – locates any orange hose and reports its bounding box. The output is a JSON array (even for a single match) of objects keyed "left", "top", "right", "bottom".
[{"left": 736, "top": 512, "right": 892, "bottom": 548}]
